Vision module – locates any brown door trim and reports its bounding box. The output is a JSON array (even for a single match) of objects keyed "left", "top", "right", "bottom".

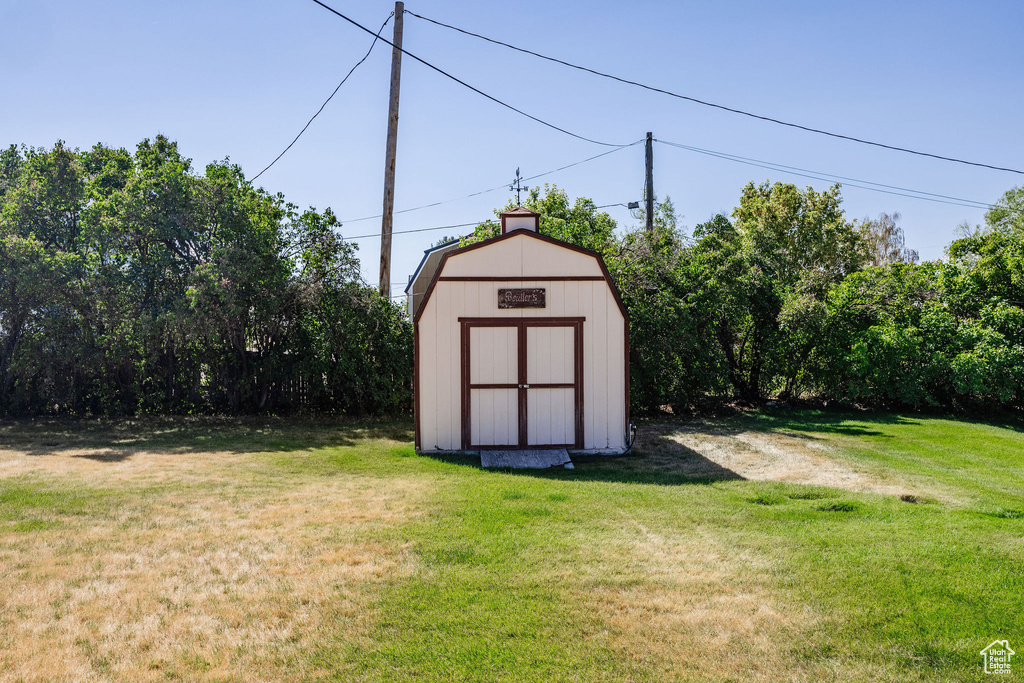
[{"left": 461, "top": 317, "right": 584, "bottom": 450}]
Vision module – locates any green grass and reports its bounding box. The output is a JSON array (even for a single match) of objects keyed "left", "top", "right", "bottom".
[{"left": 1, "top": 412, "right": 1022, "bottom": 681}]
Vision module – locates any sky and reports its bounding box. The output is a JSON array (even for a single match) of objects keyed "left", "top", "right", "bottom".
[{"left": 3, "top": 0, "right": 1023, "bottom": 298}]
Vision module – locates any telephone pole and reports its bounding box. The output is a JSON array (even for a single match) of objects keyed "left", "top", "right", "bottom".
[
  {"left": 379, "top": 1, "right": 404, "bottom": 297},
  {"left": 645, "top": 132, "right": 654, "bottom": 231}
]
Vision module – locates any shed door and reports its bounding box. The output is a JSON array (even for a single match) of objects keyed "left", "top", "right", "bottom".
[
  {"left": 463, "top": 319, "right": 582, "bottom": 450},
  {"left": 526, "top": 326, "right": 577, "bottom": 447},
  {"left": 467, "top": 326, "right": 519, "bottom": 447}
]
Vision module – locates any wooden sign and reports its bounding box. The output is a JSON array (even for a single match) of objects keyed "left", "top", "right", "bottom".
[{"left": 498, "top": 288, "right": 546, "bottom": 309}]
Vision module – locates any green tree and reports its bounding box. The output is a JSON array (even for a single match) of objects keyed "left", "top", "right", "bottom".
[
  {"left": 813, "top": 261, "right": 1024, "bottom": 409},
  {"left": 733, "top": 181, "right": 866, "bottom": 289},
  {"left": 619, "top": 216, "right": 728, "bottom": 412},
  {"left": 984, "top": 186, "right": 1024, "bottom": 235},
  {"left": 692, "top": 182, "right": 865, "bottom": 401},
  {"left": 858, "top": 212, "right": 919, "bottom": 267},
  {"left": 0, "top": 136, "right": 414, "bottom": 416},
  {"left": 462, "top": 184, "right": 619, "bottom": 258}
]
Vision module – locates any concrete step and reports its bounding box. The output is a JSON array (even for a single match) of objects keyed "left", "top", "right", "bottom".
[{"left": 480, "top": 449, "right": 574, "bottom": 469}]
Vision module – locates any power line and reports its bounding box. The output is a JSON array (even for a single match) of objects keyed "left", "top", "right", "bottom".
[
  {"left": 405, "top": 10, "right": 1024, "bottom": 176},
  {"left": 655, "top": 138, "right": 994, "bottom": 210},
  {"left": 342, "top": 220, "right": 486, "bottom": 241},
  {"left": 661, "top": 139, "right": 987, "bottom": 209},
  {"left": 307, "top": 0, "right": 626, "bottom": 147},
  {"left": 341, "top": 140, "right": 642, "bottom": 223},
  {"left": 658, "top": 142, "right": 990, "bottom": 208},
  {"left": 251, "top": 12, "right": 395, "bottom": 183}
]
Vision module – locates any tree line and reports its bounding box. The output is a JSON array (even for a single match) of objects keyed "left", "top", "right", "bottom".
[
  {"left": 466, "top": 181, "right": 1024, "bottom": 414},
  {"left": 2, "top": 136, "right": 1021, "bottom": 416},
  {"left": 0, "top": 137, "right": 410, "bottom": 415}
]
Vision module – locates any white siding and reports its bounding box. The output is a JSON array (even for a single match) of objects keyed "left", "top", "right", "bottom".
[
  {"left": 416, "top": 233, "right": 627, "bottom": 452},
  {"left": 441, "top": 238, "right": 603, "bottom": 278}
]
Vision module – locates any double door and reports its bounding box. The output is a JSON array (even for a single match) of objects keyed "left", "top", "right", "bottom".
[{"left": 461, "top": 318, "right": 583, "bottom": 450}]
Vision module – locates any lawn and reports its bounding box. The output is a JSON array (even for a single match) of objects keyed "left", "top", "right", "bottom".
[{"left": 0, "top": 412, "right": 1022, "bottom": 681}]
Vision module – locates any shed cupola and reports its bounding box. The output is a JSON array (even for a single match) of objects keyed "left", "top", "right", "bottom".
[{"left": 500, "top": 206, "right": 540, "bottom": 234}]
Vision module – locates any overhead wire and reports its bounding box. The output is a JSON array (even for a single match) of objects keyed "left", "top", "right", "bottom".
[
  {"left": 275, "top": 4, "right": 999, "bottom": 264},
  {"left": 307, "top": 0, "right": 626, "bottom": 147},
  {"left": 250, "top": 12, "right": 394, "bottom": 182},
  {"left": 341, "top": 140, "right": 642, "bottom": 223},
  {"left": 405, "top": 9, "right": 1024, "bottom": 176},
  {"left": 655, "top": 138, "right": 994, "bottom": 210},
  {"left": 341, "top": 220, "right": 487, "bottom": 241},
  {"left": 660, "top": 142, "right": 992, "bottom": 208}
]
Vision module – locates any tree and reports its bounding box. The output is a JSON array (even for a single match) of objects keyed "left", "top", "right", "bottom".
[
  {"left": 858, "top": 212, "right": 919, "bottom": 267},
  {"left": 693, "top": 182, "right": 866, "bottom": 401},
  {"left": 985, "top": 186, "right": 1024, "bottom": 235},
  {"left": 812, "top": 261, "right": 1024, "bottom": 409},
  {"left": 0, "top": 136, "right": 413, "bottom": 416},
  {"left": 0, "top": 143, "right": 88, "bottom": 412},
  {"left": 615, "top": 214, "right": 727, "bottom": 413},
  {"left": 462, "top": 184, "right": 619, "bottom": 258},
  {"left": 733, "top": 181, "right": 866, "bottom": 289}
]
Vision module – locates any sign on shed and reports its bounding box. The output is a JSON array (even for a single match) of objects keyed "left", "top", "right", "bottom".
[{"left": 498, "top": 288, "right": 545, "bottom": 308}]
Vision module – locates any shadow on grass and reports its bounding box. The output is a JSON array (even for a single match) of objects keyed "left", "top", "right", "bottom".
[
  {"left": 0, "top": 416, "right": 415, "bottom": 462},
  {"left": 730, "top": 411, "right": 912, "bottom": 438},
  {"left": 740, "top": 407, "right": 1024, "bottom": 436},
  {"left": 421, "top": 430, "right": 745, "bottom": 487},
  {"left": 418, "top": 407, "right": 1015, "bottom": 487}
]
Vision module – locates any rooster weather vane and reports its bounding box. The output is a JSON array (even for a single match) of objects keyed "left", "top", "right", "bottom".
[{"left": 510, "top": 168, "right": 530, "bottom": 206}]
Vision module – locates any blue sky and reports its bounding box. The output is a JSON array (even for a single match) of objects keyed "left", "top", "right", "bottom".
[{"left": 3, "top": 0, "right": 1022, "bottom": 294}]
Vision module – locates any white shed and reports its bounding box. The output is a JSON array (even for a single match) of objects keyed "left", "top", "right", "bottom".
[{"left": 413, "top": 208, "right": 630, "bottom": 454}]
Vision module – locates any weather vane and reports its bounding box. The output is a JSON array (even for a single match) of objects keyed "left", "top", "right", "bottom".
[{"left": 510, "top": 168, "right": 529, "bottom": 206}]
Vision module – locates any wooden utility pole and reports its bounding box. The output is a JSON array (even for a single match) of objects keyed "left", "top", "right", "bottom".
[
  {"left": 645, "top": 131, "right": 654, "bottom": 231},
  {"left": 379, "top": 1, "right": 404, "bottom": 297}
]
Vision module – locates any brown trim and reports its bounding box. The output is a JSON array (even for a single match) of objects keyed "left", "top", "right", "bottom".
[
  {"left": 624, "top": 319, "right": 631, "bottom": 441},
  {"left": 458, "top": 317, "right": 585, "bottom": 325},
  {"left": 438, "top": 276, "right": 604, "bottom": 282},
  {"left": 460, "top": 320, "right": 470, "bottom": 450},
  {"left": 517, "top": 324, "right": 528, "bottom": 447},
  {"left": 576, "top": 320, "right": 585, "bottom": 449},
  {"left": 414, "top": 230, "right": 629, "bottom": 325},
  {"left": 596, "top": 255, "right": 629, "bottom": 322},
  {"left": 460, "top": 317, "right": 583, "bottom": 450},
  {"left": 414, "top": 323, "right": 421, "bottom": 451},
  {"left": 474, "top": 442, "right": 575, "bottom": 451},
  {"left": 475, "top": 442, "right": 575, "bottom": 450}
]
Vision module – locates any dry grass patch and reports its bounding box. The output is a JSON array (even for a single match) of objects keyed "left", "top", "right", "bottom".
[
  {"left": 0, "top": 447, "right": 257, "bottom": 491},
  {"left": 578, "top": 516, "right": 821, "bottom": 681},
  {"left": 635, "top": 421, "right": 920, "bottom": 498},
  {"left": 0, "top": 445, "right": 423, "bottom": 682}
]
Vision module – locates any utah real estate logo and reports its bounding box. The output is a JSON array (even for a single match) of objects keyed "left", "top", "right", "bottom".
[{"left": 981, "top": 640, "right": 1014, "bottom": 675}]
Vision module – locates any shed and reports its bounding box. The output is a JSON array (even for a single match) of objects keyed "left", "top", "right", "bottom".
[{"left": 413, "top": 208, "right": 630, "bottom": 454}]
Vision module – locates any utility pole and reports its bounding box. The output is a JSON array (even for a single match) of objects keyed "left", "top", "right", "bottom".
[
  {"left": 645, "top": 131, "right": 654, "bottom": 231},
  {"left": 379, "top": 1, "right": 404, "bottom": 298}
]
